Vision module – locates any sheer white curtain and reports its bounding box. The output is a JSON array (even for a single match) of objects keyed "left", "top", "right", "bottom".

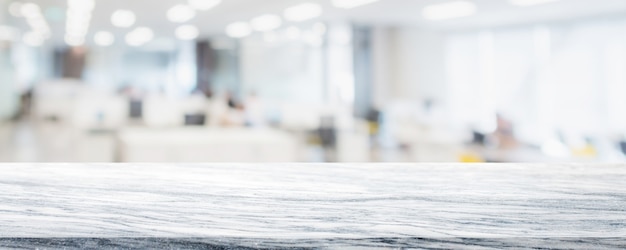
[
  {"left": 446, "top": 18, "right": 626, "bottom": 145},
  {"left": 446, "top": 32, "right": 492, "bottom": 133}
]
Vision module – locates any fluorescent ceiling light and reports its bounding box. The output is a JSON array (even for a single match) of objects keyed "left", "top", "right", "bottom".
[
  {"left": 111, "top": 10, "right": 136, "bottom": 28},
  {"left": 509, "top": 0, "right": 560, "bottom": 6},
  {"left": 176, "top": 25, "right": 200, "bottom": 40},
  {"left": 284, "top": 3, "right": 323, "bottom": 22},
  {"left": 67, "top": 0, "right": 95, "bottom": 11},
  {"left": 250, "top": 14, "right": 282, "bottom": 32},
  {"left": 225, "top": 22, "right": 251, "bottom": 38},
  {"left": 126, "top": 27, "right": 154, "bottom": 46},
  {"left": 188, "top": 0, "right": 221, "bottom": 11},
  {"left": 331, "top": 0, "right": 379, "bottom": 9},
  {"left": 65, "top": 0, "right": 94, "bottom": 47},
  {"left": 423, "top": 1, "right": 476, "bottom": 21},
  {"left": 20, "top": 3, "right": 42, "bottom": 19},
  {"left": 94, "top": 31, "right": 115, "bottom": 46},
  {"left": 167, "top": 4, "right": 196, "bottom": 23}
]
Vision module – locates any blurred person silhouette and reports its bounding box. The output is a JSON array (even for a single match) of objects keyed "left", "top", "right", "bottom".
[
  {"left": 207, "top": 91, "right": 228, "bottom": 127},
  {"left": 226, "top": 91, "right": 237, "bottom": 109},
  {"left": 184, "top": 88, "right": 209, "bottom": 126},
  {"left": 118, "top": 84, "right": 144, "bottom": 119},
  {"left": 16, "top": 87, "right": 34, "bottom": 120},
  {"left": 493, "top": 113, "right": 518, "bottom": 149},
  {"left": 207, "top": 91, "right": 244, "bottom": 127},
  {"left": 318, "top": 116, "right": 337, "bottom": 162}
]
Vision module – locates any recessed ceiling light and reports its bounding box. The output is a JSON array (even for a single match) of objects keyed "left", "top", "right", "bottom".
[
  {"left": 423, "top": 1, "right": 477, "bottom": 21},
  {"left": 167, "top": 4, "right": 196, "bottom": 23},
  {"left": 284, "top": 3, "right": 323, "bottom": 22},
  {"left": 509, "top": 0, "right": 560, "bottom": 6},
  {"left": 331, "top": 0, "right": 379, "bottom": 9},
  {"left": 94, "top": 31, "right": 115, "bottom": 46},
  {"left": 250, "top": 14, "right": 282, "bottom": 32},
  {"left": 176, "top": 25, "right": 199, "bottom": 40},
  {"left": 126, "top": 27, "right": 154, "bottom": 46},
  {"left": 67, "top": 0, "right": 95, "bottom": 11},
  {"left": 111, "top": 10, "right": 136, "bottom": 28},
  {"left": 225, "top": 22, "right": 251, "bottom": 38},
  {"left": 20, "top": 3, "right": 42, "bottom": 19},
  {"left": 188, "top": 0, "right": 221, "bottom": 11}
]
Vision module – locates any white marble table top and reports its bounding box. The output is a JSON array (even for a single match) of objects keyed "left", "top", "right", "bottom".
[{"left": 1, "top": 163, "right": 625, "bottom": 248}]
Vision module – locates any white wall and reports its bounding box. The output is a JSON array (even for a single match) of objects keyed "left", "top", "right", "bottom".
[
  {"left": 0, "top": 48, "right": 17, "bottom": 120},
  {"left": 371, "top": 26, "right": 448, "bottom": 107},
  {"left": 370, "top": 26, "right": 390, "bottom": 110}
]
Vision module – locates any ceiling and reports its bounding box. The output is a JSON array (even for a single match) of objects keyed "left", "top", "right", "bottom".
[{"left": 4, "top": 0, "right": 626, "bottom": 45}]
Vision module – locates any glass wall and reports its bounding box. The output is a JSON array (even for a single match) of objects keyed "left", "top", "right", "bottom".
[
  {"left": 83, "top": 40, "right": 197, "bottom": 96},
  {"left": 240, "top": 23, "right": 327, "bottom": 104}
]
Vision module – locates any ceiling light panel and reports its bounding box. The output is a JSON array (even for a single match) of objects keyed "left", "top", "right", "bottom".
[
  {"left": 509, "top": 0, "right": 561, "bottom": 6},
  {"left": 167, "top": 4, "right": 196, "bottom": 23},
  {"left": 188, "top": 0, "right": 222, "bottom": 11},
  {"left": 251, "top": 14, "right": 282, "bottom": 32},
  {"left": 423, "top": 1, "right": 477, "bottom": 21},
  {"left": 284, "top": 3, "right": 323, "bottom": 22},
  {"left": 176, "top": 25, "right": 200, "bottom": 40},
  {"left": 94, "top": 31, "right": 115, "bottom": 46},
  {"left": 225, "top": 22, "right": 252, "bottom": 38},
  {"left": 65, "top": 0, "right": 95, "bottom": 46},
  {"left": 126, "top": 27, "right": 154, "bottom": 46},
  {"left": 111, "top": 10, "right": 136, "bottom": 28},
  {"left": 331, "top": 0, "right": 380, "bottom": 9}
]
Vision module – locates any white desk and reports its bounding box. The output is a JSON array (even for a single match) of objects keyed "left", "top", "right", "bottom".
[{"left": 118, "top": 128, "right": 299, "bottom": 162}]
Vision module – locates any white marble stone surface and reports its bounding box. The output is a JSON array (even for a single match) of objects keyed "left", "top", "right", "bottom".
[{"left": 0, "top": 163, "right": 625, "bottom": 248}]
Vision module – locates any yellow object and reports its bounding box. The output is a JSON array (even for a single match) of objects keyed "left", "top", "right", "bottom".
[
  {"left": 572, "top": 145, "right": 597, "bottom": 157},
  {"left": 459, "top": 153, "right": 484, "bottom": 163},
  {"left": 368, "top": 122, "right": 379, "bottom": 135}
]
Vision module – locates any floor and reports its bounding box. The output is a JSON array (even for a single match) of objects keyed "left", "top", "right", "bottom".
[
  {"left": 0, "top": 120, "right": 116, "bottom": 162},
  {"left": 0, "top": 120, "right": 412, "bottom": 163}
]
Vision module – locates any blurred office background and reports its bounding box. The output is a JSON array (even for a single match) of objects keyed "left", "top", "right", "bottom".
[{"left": 1, "top": 0, "right": 626, "bottom": 163}]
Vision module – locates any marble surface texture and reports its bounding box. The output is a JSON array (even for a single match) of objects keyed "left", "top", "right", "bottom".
[{"left": 0, "top": 163, "right": 625, "bottom": 249}]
